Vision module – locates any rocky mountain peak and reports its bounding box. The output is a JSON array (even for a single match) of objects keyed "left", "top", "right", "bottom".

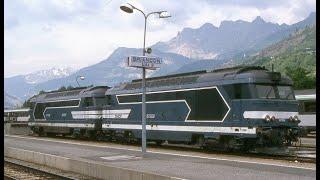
[
  {"left": 252, "top": 16, "right": 265, "bottom": 24},
  {"left": 24, "top": 67, "right": 75, "bottom": 84}
]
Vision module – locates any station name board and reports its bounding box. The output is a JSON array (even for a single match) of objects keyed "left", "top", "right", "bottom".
[{"left": 127, "top": 56, "right": 162, "bottom": 69}]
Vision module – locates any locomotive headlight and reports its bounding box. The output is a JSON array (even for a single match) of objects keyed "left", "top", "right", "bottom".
[
  {"left": 289, "top": 116, "right": 293, "bottom": 122},
  {"left": 293, "top": 115, "right": 300, "bottom": 123},
  {"left": 264, "top": 115, "right": 271, "bottom": 122}
]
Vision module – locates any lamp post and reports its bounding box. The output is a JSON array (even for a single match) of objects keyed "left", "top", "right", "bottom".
[
  {"left": 120, "top": 3, "right": 170, "bottom": 155},
  {"left": 76, "top": 75, "right": 85, "bottom": 87}
]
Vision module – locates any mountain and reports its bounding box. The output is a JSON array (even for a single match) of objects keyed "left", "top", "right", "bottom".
[
  {"left": 240, "top": 25, "right": 316, "bottom": 76},
  {"left": 4, "top": 67, "right": 76, "bottom": 100},
  {"left": 169, "top": 59, "right": 226, "bottom": 75},
  {"left": 24, "top": 67, "right": 75, "bottom": 84},
  {"left": 153, "top": 12, "right": 316, "bottom": 60},
  {"left": 251, "top": 12, "right": 316, "bottom": 52},
  {"left": 4, "top": 12, "right": 315, "bottom": 100},
  {"left": 30, "top": 47, "right": 195, "bottom": 92},
  {"left": 4, "top": 91, "right": 22, "bottom": 109}
]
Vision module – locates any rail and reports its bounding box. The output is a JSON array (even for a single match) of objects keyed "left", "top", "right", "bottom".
[{"left": 4, "top": 157, "right": 94, "bottom": 180}]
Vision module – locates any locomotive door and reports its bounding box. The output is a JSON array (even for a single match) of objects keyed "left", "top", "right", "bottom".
[
  {"left": 232, "top": 100, "right": 242, "bottom": 122},
  {"left": 103, "top": 95, "right": 113, "bottom": 127}
]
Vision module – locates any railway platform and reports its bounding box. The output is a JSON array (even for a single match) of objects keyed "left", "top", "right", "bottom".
[{"left": 4, "top": 135, "right": 316, "bottom": 180}]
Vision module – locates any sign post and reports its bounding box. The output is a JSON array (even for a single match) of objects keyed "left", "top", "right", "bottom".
[{"left": 127, "top": 55, "right": 162, "bottom": 156}]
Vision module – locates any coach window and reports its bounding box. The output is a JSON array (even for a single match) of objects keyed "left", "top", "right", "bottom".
[
  {"left": 301, "top": 101, "right": 316, "bottom": 114},
  {"left": 305, "top": 101, "right": 316, "bottom": 114}
]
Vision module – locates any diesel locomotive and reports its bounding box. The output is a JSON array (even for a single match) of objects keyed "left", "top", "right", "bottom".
[{"left": 28, "top": 66, "right": 301, "bottom": 149}]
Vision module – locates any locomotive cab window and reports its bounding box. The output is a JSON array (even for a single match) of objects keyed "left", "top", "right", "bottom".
[
  {"left": 277, "top": 86, "right": 294, "bottom": 100},
  {"left": 255, "top": 85, "right": 276, "bottom": 99},
  {"left": 223, "top": 84, "right": 253, "bottom": 99}
]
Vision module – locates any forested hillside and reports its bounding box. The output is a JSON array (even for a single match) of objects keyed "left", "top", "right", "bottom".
[{"left": 242, "top": 25, "right": 316, "bottom": 89}]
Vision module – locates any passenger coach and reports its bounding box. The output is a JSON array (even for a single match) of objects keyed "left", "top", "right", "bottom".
[{"left": 295, "top": 89, "right": 316, "bottom": 134}]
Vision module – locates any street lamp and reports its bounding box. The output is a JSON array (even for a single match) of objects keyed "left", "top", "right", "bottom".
[
  {"left": 120, "top": 3, "right": 170, "bottom": 156},
  {"left": 76, "top": 75, "right": 85, "bottom": 87}
]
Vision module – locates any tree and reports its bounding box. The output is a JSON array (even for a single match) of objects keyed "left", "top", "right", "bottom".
[
  {"left": 58, "top": 86, "right": 67, "bottom": 91},
  {"left": 39, "top": 90, "right": 46, "bottom": 94},
  {"left": 284, "top": 67, "right": 316, "bottom": 90},
  {"left": 22, "top": 99, "right": 33, "bottom": 108},
  {"left": 66, "top": 85, "right": 74, "bottom": 90}
]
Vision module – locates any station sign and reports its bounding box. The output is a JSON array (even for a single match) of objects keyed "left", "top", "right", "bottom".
[{"left": 127, "top": 56, "right": 162, "bottom": 69}]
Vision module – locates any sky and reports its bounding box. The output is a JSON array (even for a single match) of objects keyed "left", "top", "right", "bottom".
[{"left": 4, "top": 0, "right": 316, "bottom": 78}]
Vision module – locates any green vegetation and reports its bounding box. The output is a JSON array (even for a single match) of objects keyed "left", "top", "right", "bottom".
[
  {"left": 242, "top": 25, "right": 316, "bottom": 89},
  {"left": 284, "top": 67, "right": 316, "bottom": 89},
  {"left": 57, "top": 85, "right": 75, "bottom": 91},
  {"left": 39, "top": 90, "right": 46, "bottom": 94},
  {"left": 22, "top": 99, "right": 32, "bottom": 108}
]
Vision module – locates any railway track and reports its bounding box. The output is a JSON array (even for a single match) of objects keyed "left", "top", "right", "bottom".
[
  {"left": 4, "top": 161, "right": 70, "bottom": 180},
  {"left": 28, "top": 134, "right": 316, "bottom": 163},
  {"left": 4, "top": 158, "right": 94, "bottom": 180}
]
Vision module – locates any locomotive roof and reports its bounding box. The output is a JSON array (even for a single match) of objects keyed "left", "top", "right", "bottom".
[
  {"left": 107, "top": 66, "right": 293, "bottom": 95},
  {"left": 29, "top": 86, "right": 110, "bottom": 103}
]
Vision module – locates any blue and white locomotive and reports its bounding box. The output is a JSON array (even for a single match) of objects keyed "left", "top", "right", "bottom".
[
  {"left": 28, "top": 66, "right": 301, "bottom": 149},
  {"left": 28, "top": 86, "right": 109, "bottom": 138}
]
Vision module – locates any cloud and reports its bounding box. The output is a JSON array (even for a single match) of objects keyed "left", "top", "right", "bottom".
[{"left": 4, "top": 0, "right": 316, "bottom": 77}]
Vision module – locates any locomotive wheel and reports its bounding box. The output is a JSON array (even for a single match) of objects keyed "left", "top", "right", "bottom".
[
  {"left": 219, "top": 136, "right": 237, "bottom": 151},
  {"left": 38, "top": 128, "right": 47, "bottom": 137},
  {"left": 197, "top": 136, "right": 209, "bottom": 150},
  {"left": 155, "top": 140, "right": 164, "bottom": 146},
  {"left": 46, "top": 132, "right": 56, "bottom": 137},
  {"left": 192, "top": 134, "right": 206, "bottom": 147},
  {"left": 197, "top": 136, "right": 205, "bottom": 146},
  {"left": 239, "top": 139, "right": 254, "bottom": 152},
  {"left": 136, "top": 138, "right": 142, "bottom": 145},
  {"left": 124, "top": 131, "right": 135, "bottom": 144},
  {"left": 72, "top": 130, "right": 80, "bottom": 139},
  {"left": 86, "top": 130, "right": 96, "bottom": 140}
]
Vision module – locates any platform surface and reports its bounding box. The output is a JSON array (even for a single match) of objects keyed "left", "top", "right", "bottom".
[{"left": 4, "top": 135, "right": 316, "bottom": 180}]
